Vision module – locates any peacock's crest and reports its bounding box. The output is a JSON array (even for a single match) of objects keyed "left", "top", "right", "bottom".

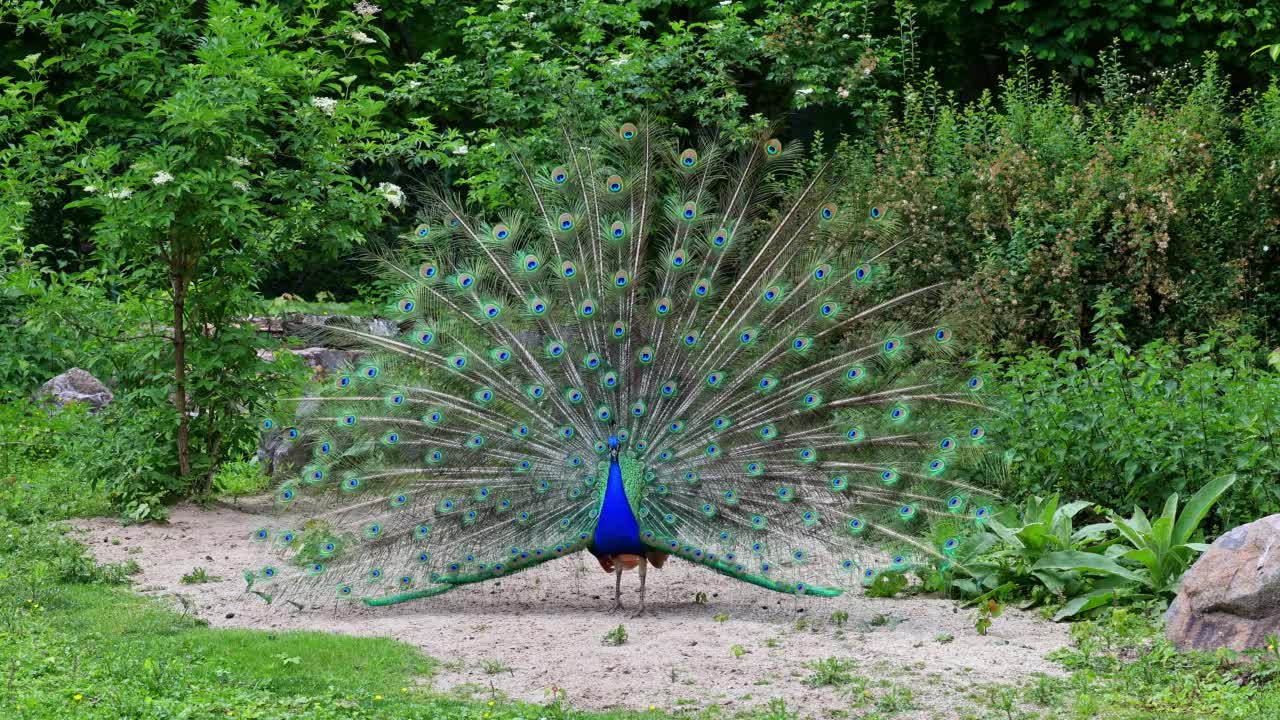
[{"left": 248, "top": 120, "right": 991, "bottom": 607}]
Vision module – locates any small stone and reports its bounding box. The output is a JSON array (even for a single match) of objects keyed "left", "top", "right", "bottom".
[{"left": 226, "top": 613, "right": 235, "bottom": 619}]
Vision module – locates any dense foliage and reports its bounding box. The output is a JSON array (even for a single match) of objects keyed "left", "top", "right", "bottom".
[
  {"left": 931, "top": 476, "right": 1234, "bottom": 621},
  {"left": 985, "top": 297, "right": 1280, "bottom": 525},
  {"left": 0, "top": 6, "right": 1278, "bottom": 720},
  {"left": 0, "top": 1, "right": 1277, "bottom": 578},
  {"left": 829, "top": 58, "right": 1280, "bottom": 348}
]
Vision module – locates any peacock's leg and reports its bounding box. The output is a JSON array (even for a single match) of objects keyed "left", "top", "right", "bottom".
[
  {"left": 630, "top": 556, "right": 648, "bottom": 618},
  {"left": 611, "top": 561, "right": 625, "bottom": 612}
]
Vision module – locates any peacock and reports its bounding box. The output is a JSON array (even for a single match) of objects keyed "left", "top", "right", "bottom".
[{"left": 247, "top": 120, "right": 992, "bottom": 616}]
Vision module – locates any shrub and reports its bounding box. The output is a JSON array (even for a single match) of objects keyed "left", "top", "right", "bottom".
[
  {"left": 934, "top": 475, "right": 1232, "bottom": 621},
  {"left": 832, "top": 57, "right": 1280, "bottom": 348},
  {"left": 983, "top": 296, "right": 1280, "bottom": 528},
  {"left": 63, "top": 393, "right": 186, "bottom": 522},
  {"left": 0, "top": 400, "right": 110, "bottom": 524}
]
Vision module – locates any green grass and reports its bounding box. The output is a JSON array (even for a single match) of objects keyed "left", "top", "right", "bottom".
[
  {"left": 1, "top": 458, "right": 112, "bottom": 524},
  {"left": 6, "top": 518, "right": 1280, "bottom": 720},
  {"left": 43, "top": 584, "right": 429, "bottom": 692},
  {"left": 1, "top": 461, "right": 1279, "bottom": 719},
  {"left": 959, "top": 609, "right": 1280, "bottom": 720},
  {"left": 0, "top": 515, "right": 666, "bottom": 720},
  {"left": 2, "top": 581, "right": 671, "bottom": 719},
  {"left": 211, "top": 459, "right": 272, "bottom": 498}
]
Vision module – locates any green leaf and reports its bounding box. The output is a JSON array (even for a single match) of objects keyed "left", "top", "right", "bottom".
[
  {"left": 1031, "top": 568, "right": 1077, "bottom": 595},
  {"left": 1107, "top": 513, "right": 1147, "bottom": 549},
  {"left": 1149, "top": 517, "right": 1174, "bottom": 557},
  {"left": 1034, "top": 551, "right": 1147, "bottom": 584},
  {"left": 1052, "top": 588, "right": 1119, "bottom": 621},
  {"left": 1160, "top": 492, "right": 1180, "bottom": 526},
  {"left": 1071, "top": 522, "right": 1114, "bottom": 543},
  {"left": 1056, "top": 500, "right": 1092, "bottom": 520},
  {"left": 1122, "top": 547, "right": 1158, "bottom": 576},
  {"left": 1172, "top": 475, "right": 1236, "bottom": 545}
]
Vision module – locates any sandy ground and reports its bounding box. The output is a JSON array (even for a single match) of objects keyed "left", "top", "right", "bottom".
[{"left": 73, "top": 502, "right": 1071, "bottom": 718}]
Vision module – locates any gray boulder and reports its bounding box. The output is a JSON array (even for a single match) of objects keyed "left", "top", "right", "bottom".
[
  {"left": 1166, "top": 514, "right": 1280, "bottom": 652},
  {"left": 257, "top": 429, "right": 310, "bottom": 476},
  {"left": 280, "top": 313, "right": 399, "bottom": 345},
  {"left": 37, "top": 368, "right": 114, "bottom": 412},
  {"left": 292, "top": 347, "right": 363, "bottom": 373},
  {"left": 247, "top": 313, "right": 400, "bottom": 344},
  {"left": 256, "top": 346, "right": 362, "bottom": 374},
  {"left": 256, "top": 399, "right": 322, "bottom": 476}
]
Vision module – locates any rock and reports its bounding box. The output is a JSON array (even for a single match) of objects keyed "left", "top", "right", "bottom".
[
  {"left": 247, "top": 313, "right": 399, "bottom": 343},
  {"left": 256, "top": 346, "right": 362, "bottom": 373},
  {"left": 280, "top": 313, "right": 399, "bottom": 344},
  {"left": 1166, "top": 514, "right": 1280, "bottom": 652},
  {"left": 291, "top": 347, "right": 363, "bottom": 372},
  {"left": 36, "top": 368, "right": 114, "bottom": 412},
  {"left": 256, "top": 398, "right": 321, "bottom": 475},
  {"left": 257, "top": 428, "right": 309, "bottom": 476}
]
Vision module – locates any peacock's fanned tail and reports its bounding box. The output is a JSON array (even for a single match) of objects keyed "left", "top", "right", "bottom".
[{"left": 248, "top": 120, "right": 993, "bottom": 607}]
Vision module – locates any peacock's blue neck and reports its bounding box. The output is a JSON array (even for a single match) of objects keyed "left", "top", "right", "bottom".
[{"left": 591, "top": 458, "right": 645, "bottom": 555}]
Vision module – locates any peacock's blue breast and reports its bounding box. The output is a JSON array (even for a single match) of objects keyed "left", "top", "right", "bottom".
[{"left": 591, "top": 459, "right": 645, "bottom": 555}]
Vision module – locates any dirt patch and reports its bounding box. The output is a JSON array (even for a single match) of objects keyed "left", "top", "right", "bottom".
[{"left": 73, "top": 502, "right": 1070, "bottom": 718}]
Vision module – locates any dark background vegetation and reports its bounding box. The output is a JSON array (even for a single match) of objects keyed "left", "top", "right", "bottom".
[{"left": 2, "top": 0, "right": 1278, "bottom": 527}]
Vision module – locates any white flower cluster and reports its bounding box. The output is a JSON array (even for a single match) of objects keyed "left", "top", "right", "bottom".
[
  {"left": 378, "top": 181, "right": 404, "bottom": 208},
  {"left": 453, "top": 145, "right": 469, "bottom": 156},
  {"left": 232, "top": 180, "right": 250, "bottom": 192},
  {"left": 351, "top": 30, "right": 375, "bottom": 45},
  {"left": 311, "top": 96, "right": 338, "bottom": 115},
  {"left": 106, "top": 188, "right": 133, "bottom": 200},
  {"left": 151, "top": 170, "right": 174, "bottom": 185},
  {"left": 226, "top": 155, "right": 250, "bottom": 167},
  {"left": 353, "top": 0, "right": 380, "bottom": 17}
]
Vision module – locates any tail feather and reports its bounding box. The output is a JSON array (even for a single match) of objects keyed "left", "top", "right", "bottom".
[{"left": 248, "top": 119, "right": 994, "bottom": 607}]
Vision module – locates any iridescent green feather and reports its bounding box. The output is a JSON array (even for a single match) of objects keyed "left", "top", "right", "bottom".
[{"left": 247, "top": 118, "right": 992, "bottom": 608}]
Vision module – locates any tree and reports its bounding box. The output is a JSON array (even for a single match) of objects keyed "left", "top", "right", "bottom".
[{"left": 9, "top": 0, "right": 443, "bottom": 495}]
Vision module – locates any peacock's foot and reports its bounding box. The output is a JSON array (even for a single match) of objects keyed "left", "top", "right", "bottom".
[
  {"left": 609, "top": 600, "right": 625, "bottom": 613},
  {"left": 629, "top": 605, "right": 649, "bottom": 619}
]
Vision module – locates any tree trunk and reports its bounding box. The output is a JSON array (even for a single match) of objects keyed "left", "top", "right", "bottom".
[
  {"left": 197, "top": 407, "right": 222, "bottom": 498},
  {"left": 173, "top": 277, "right": 192, "bottom": 479}
]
